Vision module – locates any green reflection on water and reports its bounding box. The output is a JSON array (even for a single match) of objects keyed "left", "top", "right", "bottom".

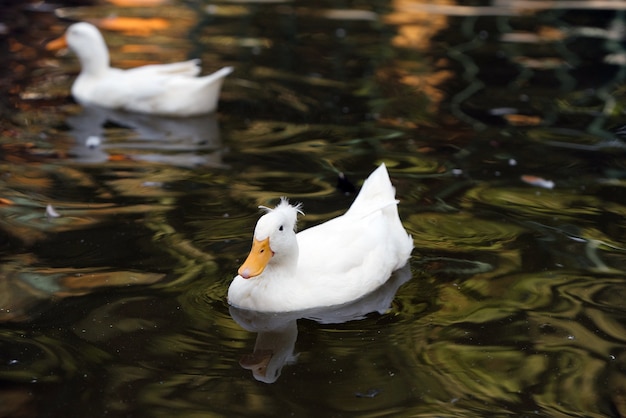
[
  {"left": 409, "top": 211, "right": 526, "bottom": 251},
  {"left": 463, "top": 184, "right": 603, "bottom": 219}
]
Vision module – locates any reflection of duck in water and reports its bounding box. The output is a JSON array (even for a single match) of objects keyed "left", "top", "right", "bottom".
[
  {"left": 237, "top": 319, "right": 298, "bottom": 384},
  {"left": 228, "top": 163, "right": 413, "bottom": 312},
  {"left": 230, "top": 263, "right": 412, "bottom": 383},
  {"left": 65, "top": 104, "right": 224, "bottom": 167},
  {"left": 48, "top": 22, "right": 232, "bottom": 117}
]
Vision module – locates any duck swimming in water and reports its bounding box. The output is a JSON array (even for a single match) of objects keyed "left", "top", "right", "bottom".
[
  {"left": 47, "top": 22, "right": 232, "bottom": 117},
  {"left": 228, "top": 163, "right": 413, "bottom": 312}
]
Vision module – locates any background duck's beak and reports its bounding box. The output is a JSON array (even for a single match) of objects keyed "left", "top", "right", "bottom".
[
  {"left": 238, "top": 237, "right": 272, "bottom": 279},
  {"left": 46, "top": 34, "right": 68, "bottom": 51}
]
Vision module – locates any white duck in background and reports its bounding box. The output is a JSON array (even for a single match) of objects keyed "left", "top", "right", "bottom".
[
  {"left": 228, "top": 163, "right": 414, "bottom": 312},
  {"left": 47, "top": 22, "right": 233, "bottom": 117}
]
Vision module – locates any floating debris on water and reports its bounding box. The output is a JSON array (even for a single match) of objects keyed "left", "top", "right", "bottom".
[
  {"left": 355, "top": 388, "right": 381, "bottom": 398},
  {"left": 85, "top": 136, "right": 101, "bottom": 149},
  {"left": 46, "top": 204, "right": 61, "bottom": 218},
  {"left": 142, "top": 181, "right": 164, "bottom": 187},
  {"left": 521, "top": 175, "right": 555, "bottom": 189},
  {"left": 336, "top": 172, "right": 356, "bottom": 195}
]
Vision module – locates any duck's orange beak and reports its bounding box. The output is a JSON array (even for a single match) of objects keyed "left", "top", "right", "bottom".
[
  {"left": 238, "top": 237, "right": 273, "bottom": 279},
  {"left": 46, "top": 34, "right": 68, "bottom": 51}
]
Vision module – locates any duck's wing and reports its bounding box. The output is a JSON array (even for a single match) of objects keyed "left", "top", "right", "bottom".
[
  {"left": 79, "top": 65, "right": 231, "bottom": 115},
  {"left": 293, "top": 214, "right": 400, "bottom": 308},
  {"left": 81, "top": 70, "right": 170, "bottom": 109},
  {"left": 124, "top": 59, "right": 201, "bottom": 78},
  {"left": 297, "top": 213, "right": 398, "bottom": 278},
  {"left": 296, "top": 165, "right": 413, "bottom": 284}
]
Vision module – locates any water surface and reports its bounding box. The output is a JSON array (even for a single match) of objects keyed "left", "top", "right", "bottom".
[{"left": 2, "top": 0, "right": 626, "bottom": 416}]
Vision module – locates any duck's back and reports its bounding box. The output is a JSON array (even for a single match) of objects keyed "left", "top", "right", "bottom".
[
  {"left": 74, "top": 64, "right": 233, "bottom": 116},
  {"left": 294, "top": 164, "right": 413, "bottom": 302}
]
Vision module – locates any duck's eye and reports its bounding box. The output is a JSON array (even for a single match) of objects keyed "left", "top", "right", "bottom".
[{"left": 279, "top": 225, "right": 284, "bottom": 231}]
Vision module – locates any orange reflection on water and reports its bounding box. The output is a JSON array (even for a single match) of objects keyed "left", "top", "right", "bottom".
[
  {"left": 503, "top": 114, "right": 542, "bottom": 126},
  {"left": 119, "top": 44, "right": 166, "bottom": 54},
  {"left": 105, "top": 0, "right": 168, "bottom": 6},
  {"left": 97, "top": 16, "right": 170, "bottom": 36},
  {"left": 116, "top": 43, "right": 173, "bottom": 67},
  {"left": 500, "top": 26, "right": 567, "bottom": 43},
  {"left": 385, "top": 0, "right": 450, "bottom": 50},
  {"left": 377, "top": 0, "right": 454, "bottom": 120}
]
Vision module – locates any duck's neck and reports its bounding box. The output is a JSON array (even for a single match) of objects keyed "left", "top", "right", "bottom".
[
  {"left": 264, "top": 245, "right": 299, "bottom": 278},
  {"left": 75, "top": 37, "right": 110, "bottom": 77}
]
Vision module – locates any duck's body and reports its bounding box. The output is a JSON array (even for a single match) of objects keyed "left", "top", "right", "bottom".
[
  {"left": 50, "top": 22, "right": 232, "bottom": 117},
  {"left": 228, "top": 164, "right": 413, "bottom": 312}
]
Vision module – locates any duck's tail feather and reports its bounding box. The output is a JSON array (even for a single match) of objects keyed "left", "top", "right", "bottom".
[
  {"left": 199, "top": 66, "right": 234, "bottom": 85},
  {"left": 345, "top": 163, "right": 398, "bottom": 218}
]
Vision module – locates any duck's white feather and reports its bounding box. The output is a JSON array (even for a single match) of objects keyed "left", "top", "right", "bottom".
[
  {"left": 228, "top": 163, "right": 413, "bottom": 312},
  {"left": 124, "top": 59, "right": 201, "bottom": 77},
  {"left": 60, "top": 22, "right": 232, "bottom": 117}
]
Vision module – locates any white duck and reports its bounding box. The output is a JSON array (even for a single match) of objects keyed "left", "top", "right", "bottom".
[
  {"left": 47, "top": 22, "right": 233, "bottom": 117},
  {"left": 228, "top": 163, "right": 413, "bottom": 312}
]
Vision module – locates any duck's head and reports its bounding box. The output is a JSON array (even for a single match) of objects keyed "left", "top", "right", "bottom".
[
  {"left": 47, "top": 22, "right": 109, "bottom": 73},
  {"left": 238, "top": 198, "right": 303, "bottom": 279}
]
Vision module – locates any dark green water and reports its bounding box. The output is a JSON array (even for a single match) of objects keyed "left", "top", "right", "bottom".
[{"left": 2, "top": 1, "right": 626, "bottom": 416}]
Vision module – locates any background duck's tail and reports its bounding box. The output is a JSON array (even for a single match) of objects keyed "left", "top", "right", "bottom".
[
  {"left": 200, "top": 66, "right": 234, "bottom": 85},
  {"left": 187, "top": 66, "right": 234, "bottom": 115}
]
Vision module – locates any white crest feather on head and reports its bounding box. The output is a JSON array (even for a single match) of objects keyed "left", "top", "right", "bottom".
[{"left": 258, "top": 197, "right": 304, "bottom": 231}]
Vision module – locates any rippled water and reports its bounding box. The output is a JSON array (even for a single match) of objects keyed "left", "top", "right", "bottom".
[{"left": 2, "top": 0, "right": 626, "bottom": 416}]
